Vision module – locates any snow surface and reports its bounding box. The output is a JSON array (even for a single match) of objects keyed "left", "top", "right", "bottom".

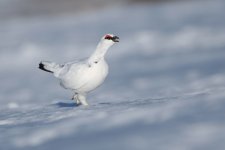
[{"left": 0, "top": 0, "right": 225, "bottom": 150}]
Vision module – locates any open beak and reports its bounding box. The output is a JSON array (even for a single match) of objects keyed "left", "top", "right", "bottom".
[{"left": 112, "top": 36, "right": 119, "bottom": 42}]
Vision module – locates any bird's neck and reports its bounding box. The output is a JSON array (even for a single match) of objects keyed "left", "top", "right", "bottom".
[{"left": 88, "top": 41, "right": 112, "bottom": 64}]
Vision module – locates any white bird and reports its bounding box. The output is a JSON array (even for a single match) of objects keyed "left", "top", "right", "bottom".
[{"left": 39, "top": 34, "right": 119, "bottom": 106}]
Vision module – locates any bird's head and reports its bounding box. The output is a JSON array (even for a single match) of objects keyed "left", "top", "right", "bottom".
[
  {"left": 100, "top": 34, "right": 119, "bottom": 46},
  {"left": 89, "top": 34, "right": 120, "bottom": 63}
]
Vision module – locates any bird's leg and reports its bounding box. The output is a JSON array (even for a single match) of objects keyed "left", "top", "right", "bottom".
[
  {"left": 72, "top": 93, "right": 81, "bottom": 105},
  {"left": 77, "top": 94, "right": 89, "bottom": 106}
]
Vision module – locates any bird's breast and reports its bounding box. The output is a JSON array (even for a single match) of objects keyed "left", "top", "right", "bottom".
[{"left": 81, "top": 60, "right": 109, "bottom": 91}]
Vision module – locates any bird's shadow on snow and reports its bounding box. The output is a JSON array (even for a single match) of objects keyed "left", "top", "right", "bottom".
[{"left": 54, "top": 102, "right": 79, "bottom": 108}]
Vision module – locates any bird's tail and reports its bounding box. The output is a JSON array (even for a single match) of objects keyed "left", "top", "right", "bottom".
[{"left": 39, "top": 61, "right": 61, "bottom": 73}]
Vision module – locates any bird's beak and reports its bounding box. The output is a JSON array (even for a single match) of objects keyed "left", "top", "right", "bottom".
[{"left": 112, "top": 36, "right": 119, "bottom": 42}]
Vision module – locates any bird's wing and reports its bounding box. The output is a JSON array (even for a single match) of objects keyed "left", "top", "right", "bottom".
[
  {"left": 56, "top": 59, "right": 90, "bottom": 90},
  {"left": 53, "top": 58, "right": 86, "bottom": 77}
]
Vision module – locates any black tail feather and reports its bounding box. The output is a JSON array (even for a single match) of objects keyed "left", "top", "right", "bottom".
[{"left": 39, "top": 62, "right": 53, "bottom": 73}]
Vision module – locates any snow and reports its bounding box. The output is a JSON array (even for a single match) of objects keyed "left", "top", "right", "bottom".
[{"left": 0, "top": 0, "right": 225, "bottom": 150}]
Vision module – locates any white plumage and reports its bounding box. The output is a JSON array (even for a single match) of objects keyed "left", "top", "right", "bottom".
[{"left": 39, "top": 34, "right": 119, "bottom": 106}]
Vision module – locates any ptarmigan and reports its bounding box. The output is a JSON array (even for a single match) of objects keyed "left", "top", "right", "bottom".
[{"left": 39, "top": 34, "right": 119, "bottom": 106}]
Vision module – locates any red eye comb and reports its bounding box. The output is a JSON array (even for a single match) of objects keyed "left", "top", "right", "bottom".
[{"left": 105, "top": 35, "right": 113, "bottom": 39}]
